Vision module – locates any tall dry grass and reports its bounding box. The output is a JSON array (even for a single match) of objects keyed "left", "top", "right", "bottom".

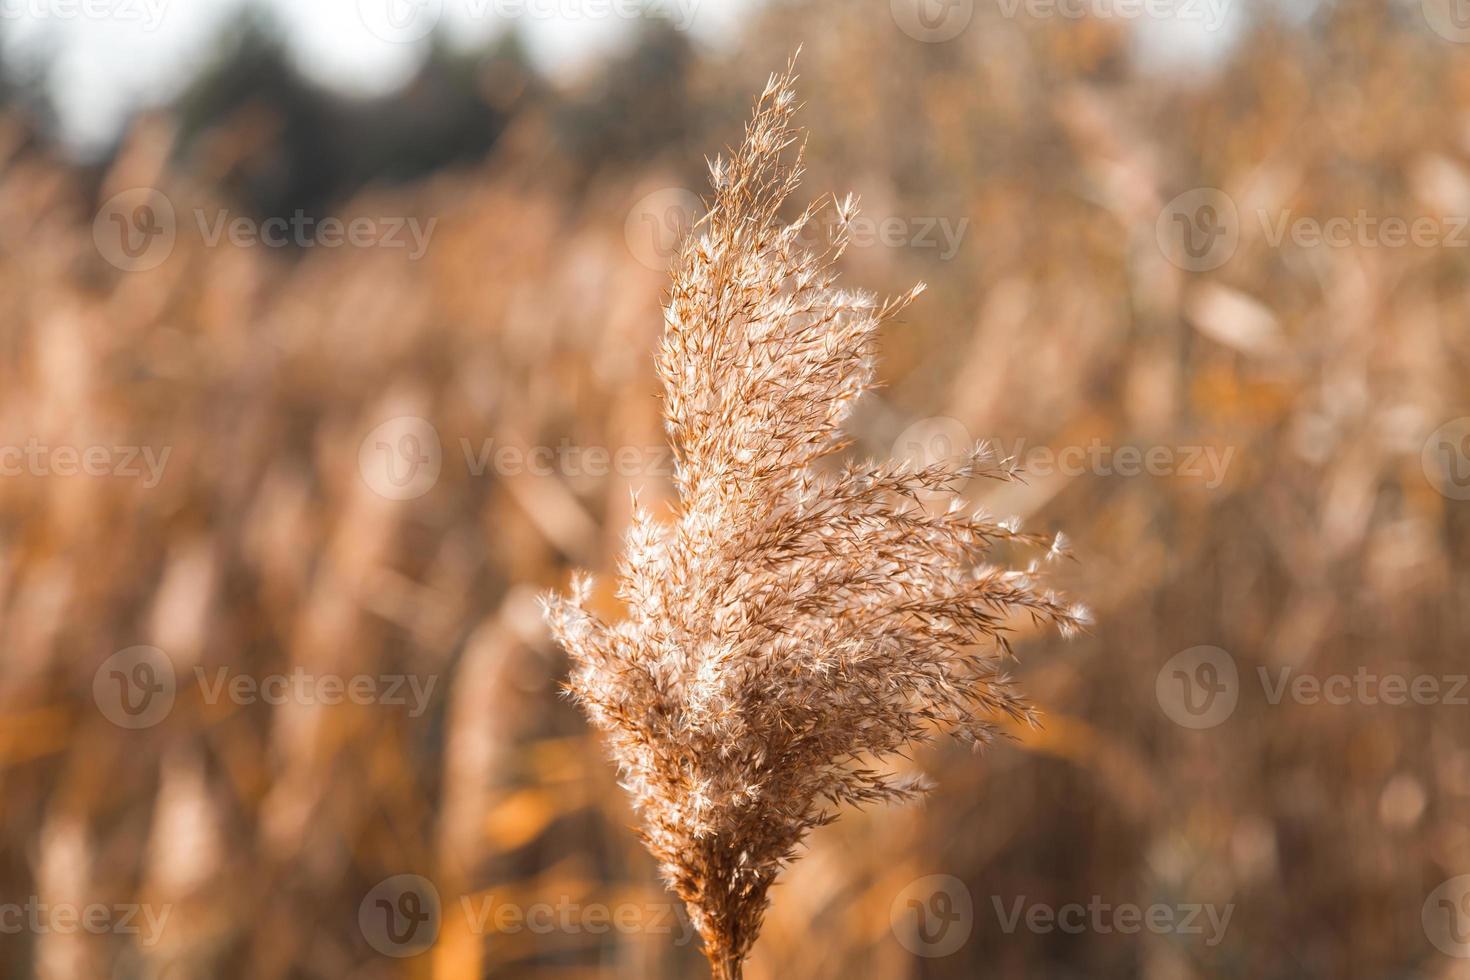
[
  {"left": 546, "top": 61, "right": 1082, "bottom": 978},
  {"left": 0, "top": 2, "right": 1466, "bottom": 978}
]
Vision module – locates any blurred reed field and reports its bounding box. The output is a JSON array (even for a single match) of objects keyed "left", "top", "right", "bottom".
[{"left": 0, "top": 0, "right": 1468, "bottom": 977}]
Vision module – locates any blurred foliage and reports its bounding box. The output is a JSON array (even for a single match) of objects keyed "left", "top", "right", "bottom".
[
  {"left": 171, "top": 10, "right": 540, "bottom": 223},
  {"left": 0, "top": 1, "right": 1468, "bottom": 979}
]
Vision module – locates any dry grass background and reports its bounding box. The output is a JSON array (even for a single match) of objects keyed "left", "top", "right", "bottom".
[{"left": 0, "top": 1, "right": 1468, "bottom": 977}]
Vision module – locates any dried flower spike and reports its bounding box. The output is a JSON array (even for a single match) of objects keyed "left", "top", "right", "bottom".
[{"left": 543, "top": 57, "right": 1085, "bottom": 979}]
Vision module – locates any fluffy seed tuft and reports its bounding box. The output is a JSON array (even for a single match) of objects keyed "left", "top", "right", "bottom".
[{"left": 543, "top": 57, "right": 1083, "bottom": 979}]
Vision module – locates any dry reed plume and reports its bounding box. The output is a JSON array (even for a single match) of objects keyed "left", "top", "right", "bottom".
[{"left": 543, "top": 59, "right": 1085, "bottom": 978}]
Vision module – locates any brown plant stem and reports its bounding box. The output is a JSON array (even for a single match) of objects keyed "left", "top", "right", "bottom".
[{"left": 709, "top": 954, "right": 743, "bottom": 980}]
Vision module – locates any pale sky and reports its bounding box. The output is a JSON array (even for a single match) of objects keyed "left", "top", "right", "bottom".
[
  {"left": 0, "top": 0, "right": 1253, "bottom": 155},
  {"left": 2, "top": 0, "right": 747, "bottom": 152}
]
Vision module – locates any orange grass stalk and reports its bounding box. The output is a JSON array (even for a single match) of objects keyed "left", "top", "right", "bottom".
[{"left": 543, "top": 57, "right": 1086, "bottom": 979}]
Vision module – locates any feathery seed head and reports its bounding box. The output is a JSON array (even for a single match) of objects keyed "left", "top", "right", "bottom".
[{"left": 543, "top": 56, "right": 1083, "bottom": 978}]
